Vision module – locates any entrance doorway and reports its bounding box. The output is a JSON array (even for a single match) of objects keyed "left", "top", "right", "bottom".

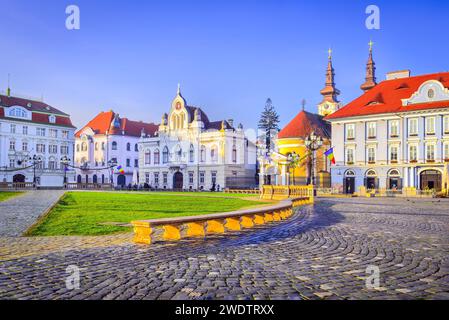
[
  {"left": 343, "top": 170, "right": 356, "bottom": 194},
  {"left": 13, "top": 174, "right": 25, "bottom": 183},
  {"left": 117, "top": 175, "right": 126, "bottom": 187},
  {"left": 173, "top": 172, "right": 183, "bottom": 189},
  {"left": 420, "top": 170, "right": 442, "bottom": 191}
]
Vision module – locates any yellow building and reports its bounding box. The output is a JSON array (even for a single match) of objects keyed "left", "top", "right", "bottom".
[{"left": 259, "top": 50, "right": 339, "bottom": 187}]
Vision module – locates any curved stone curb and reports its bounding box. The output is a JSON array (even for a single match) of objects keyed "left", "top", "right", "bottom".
[{"left": 132, "top": 196, "right": 313, "bottom": 245}]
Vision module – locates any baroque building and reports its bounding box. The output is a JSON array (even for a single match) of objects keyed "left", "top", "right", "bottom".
[
  {"left": 326, "top": 45, "right": 449, "bottom": 194},
  {"left": 259, "top": 50, "right": 336, "bottom": 187},
  {"left": 0, "top": 90, "right": 76, "bottom": 187},
  {"left": 74, "top": 111, "right": 158, "bottom": 186},
  {"left": 138, "top": 87, "right": 257, "bottom": 190}
]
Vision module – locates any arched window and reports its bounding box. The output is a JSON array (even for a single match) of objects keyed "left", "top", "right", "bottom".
[
  {"left": 345, "top": 170, "right": 356, "bottom": 177},
  {"left": 163, "top": 147, "right": 169, "bottom": 164},
  {"left": 189, "top": 144, "right": 194, "bottom": 163},
  {"left": 95, "top": 142, "right": 98, "bottom": 151},
  {"left": 366, "top": 169, "right": 377, "bottom": 177},
  {"left": 232, "top": 145, "right": 237, "bottom": 163},
  {"left": 135, "top": 144, "right": 139, "bottom": 152},
  {"left": 200, "top": 145, "right": 206, "bottom": 162},
  {"left": 154, "top": 149, "right": 160, "bottom": 165},
  {"left": 76, "top": 144, "right": 80, "bottom": 152},
  {"left": 211, "top": 145, "right": 218, "bottom": 162},
  {"left": 101, "top": 142, "right": 105, "bottom": 150},
  {"left": 81, "top": 142, "right": 87, "bottom": 151},
  {"left": 145, "top": 150, "right": 151, "bottom": 165},
  {"left": 93, "top": 175, "right": 98, "bottom": 184},
  {"left": 127, "top": 143, "right": 131, "bottom": 151},
  {"left": 388, "top": 169, "right": 400, "bottom": 176},
  {"left": 112, "top": 141, "right": 117, "bottom": 150}
]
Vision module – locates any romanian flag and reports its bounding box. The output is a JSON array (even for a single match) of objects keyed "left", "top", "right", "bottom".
[
  {"left": 116, "top": 165, "right": 125, "bottom": 175},
  {"left": 324, "top": 148, "right": 336, "bottom": 165}
]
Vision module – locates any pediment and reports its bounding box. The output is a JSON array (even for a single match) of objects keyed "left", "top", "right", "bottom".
[{"left": 402, "top": 80, "right": 449, "bottom": 106}]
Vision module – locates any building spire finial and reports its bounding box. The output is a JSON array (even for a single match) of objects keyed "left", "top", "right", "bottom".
[
  {"left": 301, "top": 99, "right": 306, "bottom": 111},
  {"left": 328, "top": 47, "right": 332, "bottom": 60},
  {"left": 6, "top": 73, "right": 11, "bottom": 97},
  {"left": 361, "top": 40, "right": 377, "bottom": 92},
  {"left": 177, "top": 83, "right": 181, "bottom": 95}
]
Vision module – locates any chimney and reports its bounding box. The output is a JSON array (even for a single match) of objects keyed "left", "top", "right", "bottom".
[{"left": 386, "top": 70, "right": 411, "bottom": 80}]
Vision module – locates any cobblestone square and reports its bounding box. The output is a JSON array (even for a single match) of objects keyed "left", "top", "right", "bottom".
[{"left": 0, "top": 197, "right": 448, "bottom": 300}]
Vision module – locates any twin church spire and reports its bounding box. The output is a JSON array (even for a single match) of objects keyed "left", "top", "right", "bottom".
[{"left": 317, "top": 42, "right": 377, "bottom": 117}]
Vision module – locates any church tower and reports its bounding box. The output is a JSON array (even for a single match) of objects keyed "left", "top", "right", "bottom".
[
  {"left": 318, "top": 48, "right": 341, "bottom": 117},
  {"left": 360, "top": 40, "right": 377, "bottom": 92}
]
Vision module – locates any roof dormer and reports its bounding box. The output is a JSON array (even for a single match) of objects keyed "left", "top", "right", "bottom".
[{"left": 401, "top": 80, "right": 449, "bottom": 106}]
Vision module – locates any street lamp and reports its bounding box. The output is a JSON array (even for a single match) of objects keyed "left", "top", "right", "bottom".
[
  {"left": 304, "top": 131, "right": 323, "bottom": 186},
  {"left": 287, "top": 151, "right": 299, "bottom": 185},
  {"left": 28, "top": 155, "right": 43, "bottom": 188},
  {"left": 60, "top": 156, "right": 71, "bottom": 187}
]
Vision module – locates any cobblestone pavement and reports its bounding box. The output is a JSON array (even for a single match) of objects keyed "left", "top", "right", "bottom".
[
  {"left": 0, "top": 190, "right": 65, "bottom": 237},
  {"left": 0, "top": 197, "right": 448, "bottom": 300}
]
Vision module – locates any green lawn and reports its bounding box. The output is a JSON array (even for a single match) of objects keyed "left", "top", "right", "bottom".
[
  {"left": 0, "top": 191, "right": 22, "bottom": 202},
  {"left": 28, "top": 192, "right": 268, "bottom": 236}
]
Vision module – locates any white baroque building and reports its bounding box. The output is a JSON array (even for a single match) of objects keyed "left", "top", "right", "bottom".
[
  {"left": 138, "top": 88, "right": 257, "bottom": 190},
  {"left": 0, "top": 91, "right": 76, "bottom": 187},
  {"left": 326, "top": 70, "right": 449, "bottom": 193},
  {"left": 74, "top": 111, "right": 158, "bottom": 187}
]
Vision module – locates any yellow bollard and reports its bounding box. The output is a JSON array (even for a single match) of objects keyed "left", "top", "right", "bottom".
[
  {"left": 206, "top": 220, "right": 225, "bottom": 234},
  {"left": 240, "top": 215, "right": 255, "bottom": 228},
  {"left": 163, "top": 225, "right": 181, "bottom": 241},
  {"left": 225, "top": 217, "right": 241, "bottom": 231},
  {"left": 132, "top": 221, "right": 152, "bottom": 244},
  {"left": 186, "top": 222, "right": 206, "bottom": 237},
  {"left": 264, "top": 212, "right": 274, "bottom": 223},
  {"left": 253, "top": 214, "right": 265, "bottom": 225},
  {"left": 273, "top": 211, "right": 281, "bottom": 221}
]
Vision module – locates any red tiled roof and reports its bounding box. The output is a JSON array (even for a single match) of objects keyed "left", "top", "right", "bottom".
[
  {"left": 0, "top": 94, "right": 75, "bottom": 127},
  {"left": 75, "top": 111, "right": 158, "bottom": 138},
  {"left": 278, "top": 110, "right": 331, "bottom": 139},
  {"left": 325, "top": 72, "right": 449, "bottom": 120}
]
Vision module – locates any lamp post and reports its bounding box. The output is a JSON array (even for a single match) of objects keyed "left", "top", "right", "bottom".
[
  {"left": 60, "top": 156, "right": 71, "bottom": 188},
  {"left": 28, "top": 155, "right": 42, "bottom": 188},
  {"left": 304, "top": 131, "right": 323, "bottom": 187},
  {"left": 287, "top": 151, "right": 299, "bottom": 185},
  {"left": 108, "top": 159, "right": 117, "bottom": 187}
]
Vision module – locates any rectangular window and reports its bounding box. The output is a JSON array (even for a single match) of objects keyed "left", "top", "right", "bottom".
[
  {"left": 154, "top": 172, "right": 159, "bottom": 185},
  {"left": 444, "top": 144, "right": 449, "bottom": 160},
  {"left": 23, "top": 126, "right": 28, "bottom": 135},
  {"left": 367, "top": 122, "right": 376, "bottom": 138},
  {"left": 10, "top": 124, "right": 16, "bottom": 134},
  {"left": 22, "top": 142, "right": 28, "bottom": 152},
  {"left": 36, "top": 144, "right": 46, "bottom": 153},
  {"left": 37, "top": 128, "right": 46, "bottom": 136},
  {"left": 390, "top": 120, "right": 399, "bottom": 137},
  {"left": 409, "top": 145, "right": 417, "bottom": 162},
  {"left": 61, "top": 145, "right": 69, "bottom": 155},
  {"left": 444, "top": 116, "right": 449, "bottom": 134},
  {"left": 426, "top": 144, "right": 435, "bottom": 161},
  {"left": 9, "top": 140, "right": 15, "bottom": 151},
  {"left": 48, "top": 160, "right": 56, "bottom": 170},
  {"left": 62, "top": 130, "right": 69, "bottom": 139},
  {"left": 368, "top": 147, "right": 376, "bottom": 163},
  {"left": 408, "top": 118, "right": 418, "bottom": 136},
  {"left": 145, "top": 152, "right": 151, "bottom": 165},
  {"left": 390, "top": 146, "right": 398, "bottom": 162},
  {"left": 145, "top": 173, "right": 150, "bottom": 184},
  {"left": 426, "top": 117, "right": 435, "bottom": 135},
  {"left": 346, "top": 148, "right": 354, "bottom": 164},
  {"left": 9, "top": 159, "right": 15, "bottom": 168},
  {"left": 126, "top": 159, "right": 131, "bottom": 167},
  {"left": 346, "top": 124, "right": 355, "bottom": 140},
  {"left": 189, "top": 172, "right": 194, "bottom": 184},
  {"left": 134, "top": 159, "right": 138, "bottom": 167},
  {"left": 199, "top": 171, "right": 205, "bottom": 184},
  {"left": 49, "top": 145, "right": 58, "bottom": 154},
  {"left": 49, "top": 129, "right": 58, "bottom": 138},
  {"left": 163, "top": 172, "right": 168, "bottom": 184},
  {"left": 211, "top": 171, "right": 217, "bottom": 185}
]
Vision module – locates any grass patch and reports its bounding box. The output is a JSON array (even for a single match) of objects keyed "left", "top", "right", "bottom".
[
  {"left": 28, "top": 191, "right": 268, "bottom": 236},
  {"left": 0, "top": 191, "right": 22, "bottom": 202}
]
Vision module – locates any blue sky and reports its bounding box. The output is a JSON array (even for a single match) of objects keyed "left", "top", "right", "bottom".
[{"left": 0, "top": 0, "right": 448, "bottom": 130}]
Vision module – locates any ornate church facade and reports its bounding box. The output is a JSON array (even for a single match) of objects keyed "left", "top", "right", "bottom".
[{"left": 138, "top": 87, "right": 257, "bottom": 190}]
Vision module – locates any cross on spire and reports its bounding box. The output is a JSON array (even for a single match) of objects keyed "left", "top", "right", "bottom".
[
  {"left": 328, "top": 48, "right": 332, "bottom": 60},
  {"left": 369, "top": 40, "right": 374, "bottom": 52},
  {"left": 177, "top": 83, "right": 181, "bottom": 95}
]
